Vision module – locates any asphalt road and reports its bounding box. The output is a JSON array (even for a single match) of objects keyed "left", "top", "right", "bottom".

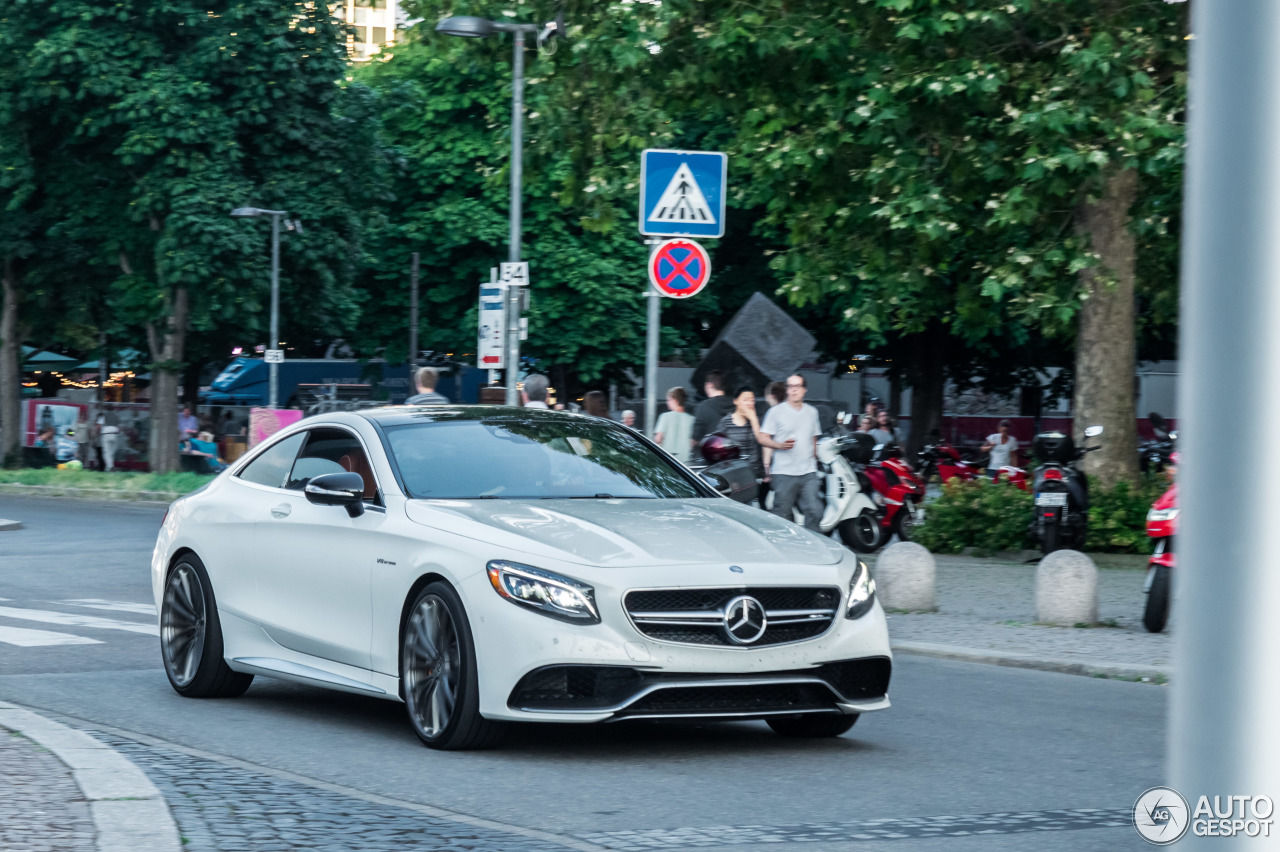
[{"left": 0, "top": 496, "right": 1166, "bottom": 851}]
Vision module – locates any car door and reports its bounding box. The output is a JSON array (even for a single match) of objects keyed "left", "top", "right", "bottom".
[
  {"left": 251, "top": 425, "right": 385, "bottom": 671},
  {"left": 208, "top": 430, "right": 309, "bottom": 623}
]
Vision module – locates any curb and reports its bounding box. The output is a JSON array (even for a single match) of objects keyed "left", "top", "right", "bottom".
[
  {"left": 892, "top": 641, "right": 1172, "bottom": 683},
  {"left": 0, "top": 483, "right": 180, "bottom": 504},
  {"left": 0, "top": 518, "right": 21, "bottom": 530},
  {"left": 0, "top": 701, "right": 181, "bottom": 852}
]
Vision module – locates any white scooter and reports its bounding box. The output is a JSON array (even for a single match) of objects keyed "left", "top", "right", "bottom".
[{"left": 766, "top": 431, "right": 883, "bottom": 553}]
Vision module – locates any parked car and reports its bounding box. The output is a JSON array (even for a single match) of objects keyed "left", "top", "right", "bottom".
[{"left": 153, "top": 407, "right": 892, "bottom": 750}]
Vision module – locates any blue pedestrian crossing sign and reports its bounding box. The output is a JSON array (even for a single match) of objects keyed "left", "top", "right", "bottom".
[{"left": 639, "top": 149, "right": 727, "bottom": 238}]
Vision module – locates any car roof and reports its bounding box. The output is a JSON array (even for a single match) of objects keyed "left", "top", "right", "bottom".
[{"left": 355, "top": 405, "right": 606, "bottom": 428}]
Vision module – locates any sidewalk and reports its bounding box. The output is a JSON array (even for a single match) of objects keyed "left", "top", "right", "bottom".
[
  {"left": 883, "top": 552, "right": 1174, "bottom": 681},
  {"left": 0, "top": 702, "right": 181, "bottom": 852}
]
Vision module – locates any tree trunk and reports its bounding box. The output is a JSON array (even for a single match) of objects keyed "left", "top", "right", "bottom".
[
  {"left": 1073, "top": 168, "right": 1140, "bottom": 488},
  {"left": 147, "top": 286, "right": 189, "bottom": 473},
  {"left": 905, "top": 328, "right": 946, "bottom": 458},
  {"left": 0, "top": 257, "right": 20, "bottom": 467}
]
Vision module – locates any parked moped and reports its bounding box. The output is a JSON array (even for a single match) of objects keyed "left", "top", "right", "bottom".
[
  {"left": 1143, "top": 469, "right": 1178, "bottom": 633},
  {"left": 763, "top": 430, "right": 884, "bottom": 553},
  {"left": 863, "top": 442, "right": 927, "bottom": 543},
  {"left": 1030, "top": 425, "right": 1103, "bottom": 555}
]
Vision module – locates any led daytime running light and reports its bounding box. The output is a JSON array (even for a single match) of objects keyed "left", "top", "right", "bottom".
[
  {"left": 486, "top": 561, "right": 600, "bottom": 624},
  {"left": 846, "top": 559, "right": 877, "bottom": 620}
]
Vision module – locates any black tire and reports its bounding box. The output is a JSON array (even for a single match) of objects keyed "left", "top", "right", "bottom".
[
  {"left": 892, "top": 503, "right": 917, "bottom": 543},
  {"left": 767, "top": 713, "right": 859, "bottom": 738},
  {"left": 160, "top": 554, "right": 253, "bottom": 698},
  {"left": 1144, "top": 566, "right": 1171, "bottom": 633},
  {"left": 1040, "top": 522, "right": 1060, "bottom": 555},
  {"left": 838, "top": 511, "right": 883, "bottom": 554},
  {"left": 401, "top": 582, "right": 504, "bottom": 750}
]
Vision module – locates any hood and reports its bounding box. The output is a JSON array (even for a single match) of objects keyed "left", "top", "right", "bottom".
[{"left": 405, "top": 497, "right": 845, "bottom": 568}]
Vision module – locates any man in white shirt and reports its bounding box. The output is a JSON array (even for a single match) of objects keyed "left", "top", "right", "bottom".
[
  {"left": 522, "top": 374, "right": 550, "bottom": 409},
  {"left": 982, "top": 419, "right": 1019, "bottom": 476},
  {"left": 758, "top": 375, "right": 824, "bottom": 531}
]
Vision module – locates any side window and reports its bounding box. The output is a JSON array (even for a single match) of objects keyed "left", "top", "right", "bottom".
[
  {"left": 237, "top": 433, "right": 306, "bottom": 489},
  {"left": 285, "top": 428, "right": 379, "bottom": 501}
]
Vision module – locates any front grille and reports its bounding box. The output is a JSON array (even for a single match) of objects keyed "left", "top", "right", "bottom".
[
  {"left": 619, "top": 683, "right": 836, "bottom": 717},
  {"left": 508, "top": 657, "right": 891, "bottom": 716},
  {"left": 624, "top": 586, "right": 841, "bottom": 648}
]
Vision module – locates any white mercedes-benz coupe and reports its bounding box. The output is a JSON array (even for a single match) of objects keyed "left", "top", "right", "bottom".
[{"left": 153, "top": 406, "right": 892, "bottom": 749}]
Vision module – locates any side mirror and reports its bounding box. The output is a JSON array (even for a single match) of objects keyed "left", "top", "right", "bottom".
[
  {"left": 1084, "top": 425, "right": 1104, "bottom": 438},
  {"left": 305, "top": 471, "right": 365, "bottom": 518}
]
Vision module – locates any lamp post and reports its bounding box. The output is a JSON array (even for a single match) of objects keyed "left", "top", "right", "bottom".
[
  {"left": 436, "top": 15, "right": 560, "bottom": 406},
  {"left": 230, "top": 207, "right": 290, "bottom": 409}
]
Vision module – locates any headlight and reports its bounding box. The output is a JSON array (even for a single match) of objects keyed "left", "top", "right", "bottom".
[
  {"left": 846, "top": 559, "right": 877, "bottom": 620},
  {"left": 486, "top": 561, "right": 600, "bottom": 624},
  {"left": 1147, "top": 508, "right": 1180, "bottom": 522}
]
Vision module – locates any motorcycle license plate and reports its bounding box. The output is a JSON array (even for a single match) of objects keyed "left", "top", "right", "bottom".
[
  {"left": 1035, "top": 493, "right": 1068, "bottom": 507},
  {"left": 914, "top": 507, "right": 926, "bottom": 522}
]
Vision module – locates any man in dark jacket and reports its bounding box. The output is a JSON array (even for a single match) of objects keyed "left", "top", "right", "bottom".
[{"left": 691, "top": 370, "right": 734, "bottom": 445}]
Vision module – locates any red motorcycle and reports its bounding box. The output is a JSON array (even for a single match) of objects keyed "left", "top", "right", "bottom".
[
  {"left": 991, "top": 463, "right": 1030, "bottom": 491},
  {"left": 863, "top": 443, "right": 927, "bottom": 544},
  {"left": 917, "top": 440, "right": 980, "bottom": 484},
  {"left": 1144, "top": 481, "right": 1178, "bottom": 633}
]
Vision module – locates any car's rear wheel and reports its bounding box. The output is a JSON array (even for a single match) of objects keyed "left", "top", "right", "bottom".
[
  {"left": 767, "top": 713, "right": 859, "bottom": 738},
  {"left": 401, "top": 582, "right": 503, "bottom": 750},
  {"left": 160, "top": 555, "right": 253, "bottom": 698}
]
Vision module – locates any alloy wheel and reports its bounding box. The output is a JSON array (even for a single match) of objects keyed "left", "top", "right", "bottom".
[
  {"left": 404, "top": 596, "right": 461, "bottom": 739},
  {"left": 161, "top": 563, "right": 207, "bottom": 688}
]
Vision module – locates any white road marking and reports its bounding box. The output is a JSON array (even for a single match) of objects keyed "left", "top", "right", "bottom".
[
  {"left": 61, "top": 599, "right": 156, "bottom": 616},
  {"left": 0, "top": 625, "right": 103, "bottom": 647},
  {"left": 0, "top": 605, "right": 158, "bottom": 636}
]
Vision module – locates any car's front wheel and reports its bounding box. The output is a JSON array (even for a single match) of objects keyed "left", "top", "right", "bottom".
[
  {"left": 401, "top": 582, "right": 503, "bottom": 750},
  {"left": 767, "top": 713, "right": 859, "bottom": 738},
  {"left": 160, "top": 554, "right": 253, "bottom": 698}
]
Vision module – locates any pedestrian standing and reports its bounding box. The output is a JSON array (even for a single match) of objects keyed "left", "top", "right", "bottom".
[
  {"left": 870, "top": 410, "right": 900, "bottom": 445},
  {"left": 74, "top": 412, "right": 93, "bottom": 468},
  {"left": 522, "top": 374, "right": 550, "bottom": 409},
  {"left": 97, "top": 409, "right": 120, "bottom": 471},
  {"left": 982, "top": 419, "right": 1020, "bottom": 476},
  {"left": 858, "top": 414, "right": 875, "bottom": 433},
  {"left": 716, "top": 386, "right": 765, "bottom": 482},
  {"left": 758, "top": 375, "right": 824, "bottom": 532},
  {"left": 691, "top": 370, "right": 734, "bottom": 444},
  {"left": 621, "top": 410, "right": 638, "bottom": 430},
  {"left": 178, "top": 405, "right": 199, "bottom": 439},
  {"left": 406, "top": 367, "right": 450, "bottom": 404},
  {"left": 582, "top": 391, "right": 611, "bottom": 419},
  {"left": 654, "top": 387, "right": 695, "bottom": 463}
]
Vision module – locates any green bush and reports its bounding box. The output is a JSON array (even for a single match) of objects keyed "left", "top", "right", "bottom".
[
  {"left": 915, "top": 473, "right": 1172, "bottom": 555},
  {"left": 0, "top": 468, "right": 210, "bottom": 495}
]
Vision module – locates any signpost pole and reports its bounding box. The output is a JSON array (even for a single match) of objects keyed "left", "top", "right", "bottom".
[
  {"left": 409, "top": 252, "right": 420, "bottom": 378},
  {"left": 644, "top": 240, "right": 663, "bottom": 437},
  {"left": 1172, "top": 0, "right": 1280, "bottom": 824},
  {"left": 269, "top": 212, "right": 280, "bottom": 410},
  {"left": 505, "top": 30, "right": 526, "bottom": 407}
]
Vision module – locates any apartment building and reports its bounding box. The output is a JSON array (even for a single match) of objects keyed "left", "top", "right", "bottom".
[{"left": 331, "top": 0, "right": 403, "bottom": 60}]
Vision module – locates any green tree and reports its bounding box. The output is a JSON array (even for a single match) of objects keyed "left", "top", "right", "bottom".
[{"left": 3, "top": 0, "right": 381, "bottom": 470}]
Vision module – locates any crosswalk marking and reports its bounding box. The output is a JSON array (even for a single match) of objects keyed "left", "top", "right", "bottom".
[
  {"left": 0, "top": 605, "right": 157, "bottom": 636},
  {"left": 61, "top": 599, "right": 156, "bottom": 616},
  {"left": 0, "top": 625, "right": 103, "bottom": 647}
]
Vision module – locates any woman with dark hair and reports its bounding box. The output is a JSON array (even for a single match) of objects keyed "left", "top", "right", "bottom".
[
  {"left": 715, "top": 386, "right": 764, "bottom": 483},
  {"left": 582, "top": 391, "right": 611, "bottom": 419}
]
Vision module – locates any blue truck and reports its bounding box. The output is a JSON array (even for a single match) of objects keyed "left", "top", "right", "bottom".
[{"left": 201, "top": 357, "right": 485, "bottom": 407}]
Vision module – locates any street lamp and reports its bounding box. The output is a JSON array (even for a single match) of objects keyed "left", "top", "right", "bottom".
[
  {"left": 230, "top": 206, "right": 295, "bottom": 409},
  {"left": 436, "top": 14, "right": 562, "bottom": 406}
]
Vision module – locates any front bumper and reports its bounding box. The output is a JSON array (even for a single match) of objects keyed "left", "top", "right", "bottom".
[{"left": 463, "top": 566, "right": 893, "bottom": 723}]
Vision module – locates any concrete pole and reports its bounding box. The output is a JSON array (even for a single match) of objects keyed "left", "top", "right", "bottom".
[
  {"left": 1172, "top": 0, "right": 1280, "bottom": 836},
  {"left": 505, "top": 29, "right": 526, "bottom": 406},
  {"left": 409, "top": 251, "right": 420, "bottom": 378},
  {"left": 269, "top": 213, "right": 280, "bottom": 410}
]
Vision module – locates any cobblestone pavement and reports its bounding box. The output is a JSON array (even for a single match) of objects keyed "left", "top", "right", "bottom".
[
  {"left": 96, "top": 733, "right": 588, "bottom": 852},
  {"left": 0, "top": 730, "right": 96, "bottom": 852},
  {"left": 883, "top": 554, "right": 1173, "bottom": 672}
]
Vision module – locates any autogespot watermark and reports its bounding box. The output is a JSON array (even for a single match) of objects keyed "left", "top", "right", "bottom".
[{"left": 1133, "top": 787, "right": 1275, "bottom": 844}]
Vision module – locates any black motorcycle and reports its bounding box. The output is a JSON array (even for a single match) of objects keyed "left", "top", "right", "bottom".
[
  {"left": 1138, "top": 412, "right": 1177, "bottom": 474},
  {"left": 1030, "top": 425, "right": 1103, "bottom": 555}
]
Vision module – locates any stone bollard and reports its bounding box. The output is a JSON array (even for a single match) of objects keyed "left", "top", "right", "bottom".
[
  {"left": 873, "top": 542, "right": 936, "bottom": 612},
  {"left": 1035, "top": 550, "right": 1099, "bottom": 625}
]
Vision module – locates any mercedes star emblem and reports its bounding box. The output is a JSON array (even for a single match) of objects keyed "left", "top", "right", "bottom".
[{"left": 722, "top": 595, "right": 767, "bottom": 645}]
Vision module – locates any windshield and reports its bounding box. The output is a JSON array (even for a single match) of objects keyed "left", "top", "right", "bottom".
[{"left": 385, "top": 416, "right": 707, "bottom": 500}]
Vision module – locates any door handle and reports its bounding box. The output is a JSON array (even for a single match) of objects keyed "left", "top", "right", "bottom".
[{"left": 271, "top": 504, "right": 292, "bottom": 519}]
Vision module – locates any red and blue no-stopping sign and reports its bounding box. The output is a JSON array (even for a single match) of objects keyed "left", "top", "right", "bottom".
[{"left": 648, "top": 239, "right": 712, "bottom": 298}]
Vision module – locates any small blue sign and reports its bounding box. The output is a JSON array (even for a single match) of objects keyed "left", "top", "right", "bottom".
[{"left": 640, "top": 149, "right": 727, "bottom": 238}]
